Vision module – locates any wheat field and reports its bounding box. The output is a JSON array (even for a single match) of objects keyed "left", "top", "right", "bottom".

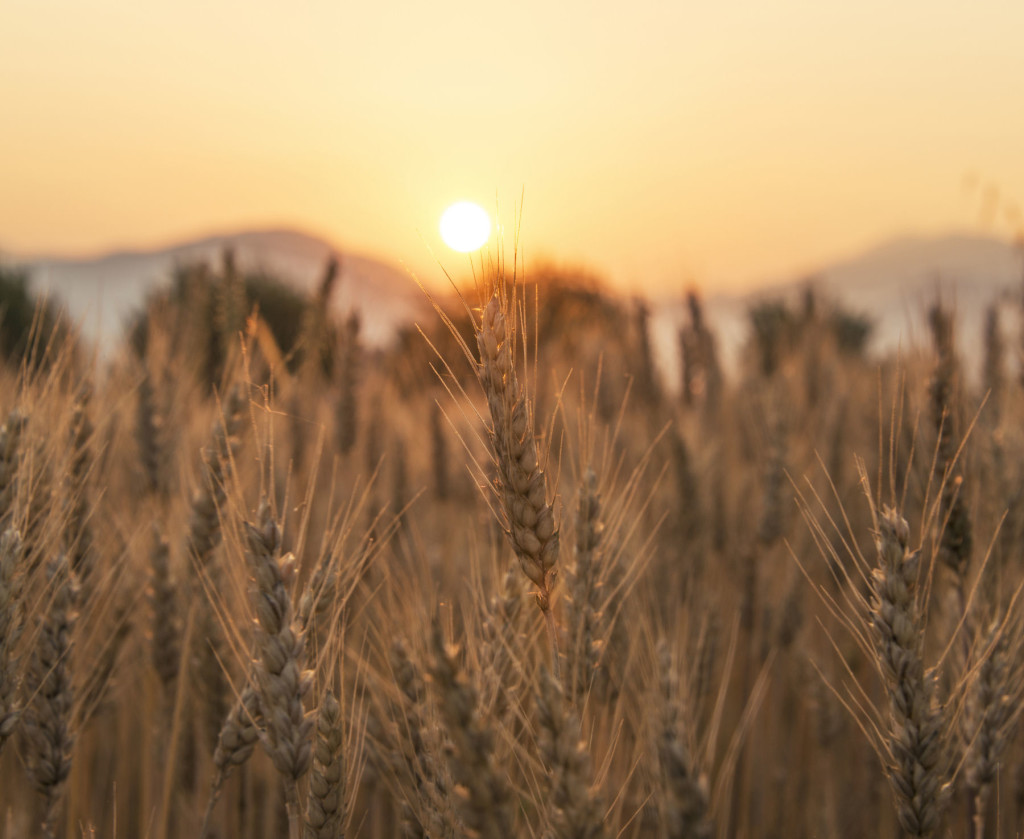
[{"left": 0, "top": 253, "right": 1021, "bottom": 839}]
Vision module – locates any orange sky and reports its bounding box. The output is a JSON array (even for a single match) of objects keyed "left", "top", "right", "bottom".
[{"left": 2, "top": 0, "right": 1024, "bottom": 293}]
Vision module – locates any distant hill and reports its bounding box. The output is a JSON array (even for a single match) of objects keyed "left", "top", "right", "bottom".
[
  {"left": 1, "top": 229, "right": 429, "bottom": 352},
  {"left": 650, "top": 233, "right": 1024, "bottom": 388},
  {"left": 4, "top": 229, "right": 1021, "bottom": 385},
  {"left": 774, "top": 233, "right": 1022, "bottom": 355}
]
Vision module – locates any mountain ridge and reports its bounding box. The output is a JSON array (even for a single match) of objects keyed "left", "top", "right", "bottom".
[
  {"left": 4, "top": 228, "right": 1022, "bottom": 379},
  {"left": 2, "top": 228, "right": 428, "bottom": 351},
  {"left": 649, "top": 232, "right": 1024, "bottom": 387}
]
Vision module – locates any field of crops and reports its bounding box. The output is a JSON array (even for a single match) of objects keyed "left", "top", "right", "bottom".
[{"left": 0, "top": 254, "right": 1020, "bottom": 839}]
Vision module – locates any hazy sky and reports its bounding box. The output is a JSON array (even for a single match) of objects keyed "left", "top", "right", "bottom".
[{"left": 3, "top": 0, "right": 1024, "bottom": 293}]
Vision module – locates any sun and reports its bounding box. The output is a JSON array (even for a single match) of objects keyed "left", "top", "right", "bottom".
[{"left": 439, "top": 201, "right": 491, "bottom": 252}]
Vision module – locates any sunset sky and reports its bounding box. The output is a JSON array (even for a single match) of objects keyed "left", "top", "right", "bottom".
[{"left": 2, "top": 0, "right": 1024, "bottom": 293}]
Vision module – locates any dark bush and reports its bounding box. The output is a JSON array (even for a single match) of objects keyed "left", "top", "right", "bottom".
[{"left": 0, "top": 266, "right": 74, "bottom": 371}]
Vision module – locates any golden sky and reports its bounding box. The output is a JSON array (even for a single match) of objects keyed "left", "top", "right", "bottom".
[{"left": 2, "top": 0, "right": 1023, "bottom": 293}]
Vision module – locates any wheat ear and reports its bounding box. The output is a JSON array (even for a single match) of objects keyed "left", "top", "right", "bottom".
[
  {"left": 535, "top": 667, "right": 607, "bottom": 838},
  {"left": 565, "top": 468, "right": 604, "bottom": 705},
  {"left": 136, "top": 369, "right": 166, "bottom": 498},
  {"left": 304, "top": 689, "right": 346, "bottom": 839},
  {"left": 0, "top": 527, "right": 25, "bottom": 754},
  {"left": 23, "top": 554, "right": 78, "bottom": 839},
  {"left": 475, "top": 293, "right": 560, "bottom": 669},
  {"left": 429, "top": 622, "right": 514, "bottom": 838},
  {"left": 657, "top": 640, "right": 712, "bottom": 839},
  {"left": 201, "top": 682, "right": 262, "bottom": 837},
  {"left": 389, "top": 638, "right": 460, "bottom": 837},
  {"left": 0, "top": 409, "right": 27, "bottom": 523},
  {"left": 148, "top": 524, "right": 180, "bottom": 703},
  {"left": 871, "top": 508, "right": 949, "bottom": 837},
  {"left": 246, "top": 499, "right": 314, "bottom": 839},
  {"left": 965, "top": 616, "right": 1021, "bottom": 839}
]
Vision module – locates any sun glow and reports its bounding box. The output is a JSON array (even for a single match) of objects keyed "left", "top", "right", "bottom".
[{"left": 439, "top": 201, "right": 491, "bottom": 252}]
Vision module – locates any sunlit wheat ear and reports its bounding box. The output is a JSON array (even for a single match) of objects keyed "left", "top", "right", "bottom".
[
  {"left": 475, "top": 293, "right": 560, "bottom": 656},
  {"left": 304, "top": 689, "right": 346, "bottom": 839},
  {"left": 656, "top": 640, "right": 712, "bottom": 839},
  {"left": 22, "top": 553, "right": 78, "bottom": 839},
  {"left": 429, "top": 622, "right": 514, "bottom": 839},
  {"left": 871, "top": 507, "right": 949, "bottom": 838},
  {"left": 535, "top": 666, "right": 607, "bottom": 839},
  {"left": 245, "top": 499, "right": 314, "bottom": 839},
  {"left": 0, "top": 527, "right": 25, "bottom": 753}
]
